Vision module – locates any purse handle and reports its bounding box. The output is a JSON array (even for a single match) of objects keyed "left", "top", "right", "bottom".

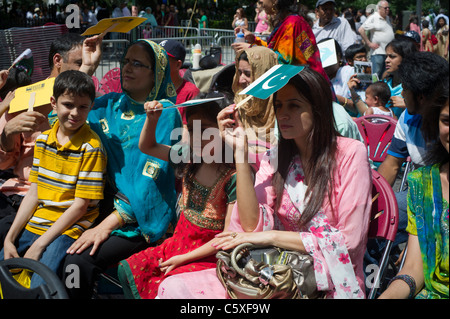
[{"left": 230, "top": 242, "right": 260, "bottom": 277}]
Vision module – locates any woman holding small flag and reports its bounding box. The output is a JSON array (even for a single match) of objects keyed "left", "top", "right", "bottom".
[{"left": 157, "top": 66, "right": 373, "bottom": 299}]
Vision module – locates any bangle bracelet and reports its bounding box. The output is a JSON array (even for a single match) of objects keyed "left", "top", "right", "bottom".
[
  {"left": 343, "top": 97, "right": 348, "bottom": 107},
  {"left": 389, "top": 274, "right": 416, "bottom": 299}
]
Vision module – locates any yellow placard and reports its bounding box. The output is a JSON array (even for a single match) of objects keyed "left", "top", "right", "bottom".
[
  {"left": 9, "top": 78, "right": 55, "bottom": 114},
  {"left": 82, "top": 17, "right": 147, "bottom": 36}
]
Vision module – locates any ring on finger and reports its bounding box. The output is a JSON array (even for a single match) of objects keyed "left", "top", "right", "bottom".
[{"left": 230, "top": 232, "right": 237, "bottom": 238}]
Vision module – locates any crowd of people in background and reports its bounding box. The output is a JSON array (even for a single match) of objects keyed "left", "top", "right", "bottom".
[{"left": 0, "top": 0, "right": 448, "bottom": 300}]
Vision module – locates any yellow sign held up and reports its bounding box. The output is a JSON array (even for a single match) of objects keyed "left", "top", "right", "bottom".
[
  {"left": 82, "top": 17, "right": 147, "bottom": 36},
  {"left": 9, "top": 78, "right": 55, "bottom": 114}
]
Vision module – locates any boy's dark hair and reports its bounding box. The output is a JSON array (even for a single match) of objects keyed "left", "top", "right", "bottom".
[
  {"left": 48, "top": 33, "right": 85, "bottom": 70},
  {"left": 367, "top": 81, "right": 391, "bottom": 106},
  {"left": 399, "top": 51, "right": 449, "bottom": 100},
  {"left": 53, "top": 70, "right": 96, "bottom": 102},
  {"left": 399, "top": 51, "right": 449, "bottom": 157},
  {"left": 344, "top": 44, "right": 366, "bottom": 62}
]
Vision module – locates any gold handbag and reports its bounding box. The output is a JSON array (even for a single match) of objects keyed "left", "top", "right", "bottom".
[{"left": 216, "top": 243, "right": 321, "bottom": 299}]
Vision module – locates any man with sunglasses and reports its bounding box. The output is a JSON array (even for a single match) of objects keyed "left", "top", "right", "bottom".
[{"left": 358, "top": 0, "right": 394, "bottom": 79}]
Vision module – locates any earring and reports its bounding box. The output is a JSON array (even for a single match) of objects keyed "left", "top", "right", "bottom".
[{"left": 271, "top": 0, "right": 277, "bottom": 14}]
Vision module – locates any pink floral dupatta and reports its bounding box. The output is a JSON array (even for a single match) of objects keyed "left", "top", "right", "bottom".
[{"left": 283, "top": 156, "right": 364, "bottom": 299}]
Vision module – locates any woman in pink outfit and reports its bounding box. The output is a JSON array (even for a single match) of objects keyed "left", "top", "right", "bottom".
[{"left": 158, "top": 67, "right": 372, "bottom": 299}]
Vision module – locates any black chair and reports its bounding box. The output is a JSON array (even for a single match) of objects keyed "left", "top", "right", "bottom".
[{"left": 0, "top": 258, "right": 68, "bottom": 299}]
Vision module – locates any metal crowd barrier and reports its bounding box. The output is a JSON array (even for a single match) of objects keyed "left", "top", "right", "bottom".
[
  {"left": 0, "top": 24, "right": 68, "bottom": 83},
  {"left": 1, "top": 23, "right": 240, "bottom": 86}
]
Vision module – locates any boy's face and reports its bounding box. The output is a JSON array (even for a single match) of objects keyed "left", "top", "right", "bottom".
[
  {"left": 365, "top": 88, "right": 378, "bottom": 108},
  {"left": 51, "top": 91, "right": 92, "bottom": 136},
  {"left": 348, "top": 52, "right": 367, "bottom": 66}
]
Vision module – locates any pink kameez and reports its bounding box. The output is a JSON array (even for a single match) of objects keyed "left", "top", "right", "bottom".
[{"left": 158, "top": 137, "right": 372, "bottom": 299}]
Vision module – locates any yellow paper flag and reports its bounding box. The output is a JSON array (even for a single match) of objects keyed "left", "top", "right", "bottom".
[
  {"left": 9, "top": 78, "right": 55, "bottom": 114},
  {"left": 82, "top": 17, "right": 147, "bottom": 36}
]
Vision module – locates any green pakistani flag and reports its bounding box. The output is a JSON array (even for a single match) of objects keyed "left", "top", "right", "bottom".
[
  {"left": 239, "top": 64, "right": 305, "bottom": 100},
  {"left": 157, "top": 97, "right": 225, "bottom": 110}
]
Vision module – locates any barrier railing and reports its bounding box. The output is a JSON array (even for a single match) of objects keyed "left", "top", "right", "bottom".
[
  {"left": 1, "top": 24, "right": 240, "bottom": 86},
  {"left": 0, "top": 24, "right": 68, "bottom": 83}
]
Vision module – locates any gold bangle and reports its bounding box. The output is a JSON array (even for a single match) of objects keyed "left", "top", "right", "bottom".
[{"left": 343, "top": 97, "right": 348, "bottom": 107}]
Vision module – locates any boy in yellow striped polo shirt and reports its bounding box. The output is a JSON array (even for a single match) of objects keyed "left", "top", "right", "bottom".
[{"left": 1, "top": 70, "right": 107, "bottom": 288}]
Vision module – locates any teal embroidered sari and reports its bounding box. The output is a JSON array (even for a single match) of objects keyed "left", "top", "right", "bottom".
[
  {"left": 407, "top": 164, "right": 449, "bottom": 299},
  {"left": 48, "top": 40, "right": 182, "bottom": 243}
]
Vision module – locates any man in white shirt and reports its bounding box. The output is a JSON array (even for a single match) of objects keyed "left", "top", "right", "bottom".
[
  {"left": 121, "top": 2, "right": 131, "bottom": 17},
  {"left": 112, "top": 5, "right": 123, "bottom": 18},
  {"left": 358, "top": 0, "right": 394, "bottom": 79},
  {"left": 313, "top": 0, "right": 357, "bottom": 54}
]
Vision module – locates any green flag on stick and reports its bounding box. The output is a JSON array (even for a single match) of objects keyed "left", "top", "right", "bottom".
[{"left": 238, "top": 64, "right": 305, "bottom": 100}]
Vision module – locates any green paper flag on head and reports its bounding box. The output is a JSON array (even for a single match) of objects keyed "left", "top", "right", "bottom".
[{"left": 239, "top": 64, "right": 305, "bottom": 100}]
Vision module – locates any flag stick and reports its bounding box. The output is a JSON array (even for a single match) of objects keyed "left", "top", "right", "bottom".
[
  {"left": 28, "top": 92, "right": 36, "bottom": 112},
  {"left": 99, "top": 22, "right": 119, "bottom": 38},
  {"left": 235, "top": 95, "right": 253, "bottom": 110}
]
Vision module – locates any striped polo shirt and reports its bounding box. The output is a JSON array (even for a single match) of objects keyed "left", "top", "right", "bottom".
[
  {"left": 387, "top": 109, "right": 427, "bottom": 166},
  {"left": 27, "top": 120, "right": 107, "bottom": 239}
]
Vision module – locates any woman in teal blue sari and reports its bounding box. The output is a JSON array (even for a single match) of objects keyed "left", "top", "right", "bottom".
[
  {"left": 62, "top": 39, "right": 182, "bottom": 298},
  {"left": 380, "top": 96, "right": 449, "bottom": 299}
]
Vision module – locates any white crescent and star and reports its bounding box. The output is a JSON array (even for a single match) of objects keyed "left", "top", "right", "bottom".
[{"left": 262, "top": 73, "right": 288, "bottom": 90}]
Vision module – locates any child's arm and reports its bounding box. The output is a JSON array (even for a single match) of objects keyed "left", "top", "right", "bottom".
[
  {"left": 158, "top": 202, "right": 235, "bottom": 275},
  {"left": 364, "top": 106, "right": 374, "bottom": 116},
  {"left": 3, "top": 183, "right": 39, "bottom": 259},
  {"left": 139, "top": 101, "right": 171, "bottom": 162},
  {"left": 23, "top": 197, "right": 91, "bottom": 261},
  {"left": 348, "top": 75, "right": 369, "bottom": 116}
]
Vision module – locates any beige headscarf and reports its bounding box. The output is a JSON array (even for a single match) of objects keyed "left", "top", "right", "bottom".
[{"left": 232, "top": 46, "right": 278, "bottom": 146}]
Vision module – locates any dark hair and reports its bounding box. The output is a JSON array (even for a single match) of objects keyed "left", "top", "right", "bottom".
[
  {"left": 274, "top": 0, "right": 298, "bottom": 18},
  {"left": 344, "top": 43, "right": 367, "bottom": 62},
  {"left": 423, "top": 99, "right": 449, "bottom": 166},
  {"left": 273, "top": 67, "right": 339, "bottom": 227},
  {"left": 367, "top": 81, "right": 391, "bottom": 106},
  {"left": 344, "top": 11, "right": 357, "bottom": 33},
  {"left": 185, "top": 91, "right": 231, "bottom": 124},
  {"left": 0, "top": 68, "right": 31, "bottom": 100},
  {"left": 400, "top": 52, "right": 449, "bottom": 164},
  {"left": 422, "top": 19, "right": 429, "bottom": 28},
  {"left": 179, "top": 91, "right": 234, "bottom": 178},
  {"left": 385, "top": 38, "right": 418, "bottom": 59},
  {"left": 236, "top": 8, "right": 246, "bottom": 18},
  {"left": 237, "top": 51, "right": 248, "bottom": 63},
  {"left": 436, "top": 17, "right": 447, "bottom": 32},
  {"left": 53, "top": 70, "right": 96, "bottom": 102},
  {"left": 48, "top": 33, "right": 85, "bottom": 70},
  {"left": 399, "top": 51, "right": 449, "bottom": 101}
]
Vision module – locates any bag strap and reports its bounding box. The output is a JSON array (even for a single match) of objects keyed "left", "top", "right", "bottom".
[{"left": 230, "top": 243, "right": 258, "bottom": 277}]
